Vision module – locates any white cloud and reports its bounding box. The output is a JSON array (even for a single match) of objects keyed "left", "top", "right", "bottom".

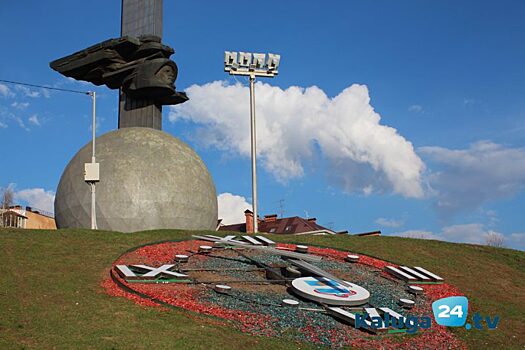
[
  {"left": 15, "top": 85, "right": 41, "bottom": 98},
  {"left": 217, "top": 192, "right": 251, "bottom": 225},
  {"left": 440, "top": 223, "right": 491, "bottom": 244},
  {"left": 0, "top": 83, "right": 14, "bottom": 98},
  {"left": 397, "top": 230, "right": 441, "bottom": 240},
  {"left": 362, "top": 185, "right": 373, "bottom": 196},
  {"left": 170, "top": 81, "right": 425, "bottom": 198},
  {"left": 66, "top": 76, "right": 92, "bottom": 86},
  {"left": 408, "top": 104, "right": 423, "bottom": 113},
  {"left": 394, "top": 223, "right": 525, "bottom": 250},
  {"left": 13, "top": 115, "right": 28, "bottom": 131},
  {"left": 506, "top": 233, "right": 525, "bottom": 251},
  {"left": 0, "top": 121, "right": 6, "bottom": 128},
  {"left": 11, "top": 101, "right": 29, "bottom": 110},
  {"left": 15, "top": 188, "right": 55, "bottom": 214},
  {"left": 28, "top": 114, "right": 40, "bottom": 126},
  {"left": 483, "top": 209, "right": 499, "bottom": 227},
  {"left": 375, "top": 217, "right": 404, "bottom": 228},
  {"left": 420, "top": 141, "right": 525, "bottom": 217}
]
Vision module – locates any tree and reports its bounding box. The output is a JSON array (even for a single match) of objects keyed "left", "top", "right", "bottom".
[
  {"left": 484, "top": 231, "right": 504, "bottom": 248},
  {"left": 1, "top": 185, "right": 14, "bottom": 209},
  {"left": 1, "top": 185, "right": 15, "bottom": 228}
]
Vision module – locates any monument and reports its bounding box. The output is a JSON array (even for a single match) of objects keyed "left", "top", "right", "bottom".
[{"left": 51, "top": 0, "right": 218, "bottom": 232}]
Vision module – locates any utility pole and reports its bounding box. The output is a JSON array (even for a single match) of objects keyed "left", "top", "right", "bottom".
[{"left": 85, "top": 91, "right": 99, "bottom": 229}]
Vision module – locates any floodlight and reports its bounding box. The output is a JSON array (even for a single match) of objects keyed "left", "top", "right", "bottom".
[
  {"left": 222, "top": 50, "right": 281, "bottom": 233},
  {"left": 224, "top": 51, "right": 237, "bottom": 66},
  {"left": 238, "top": 52, "right": 252, "bottom": 67},
  {"left": 266, "top": 53, "right": 280, "bottom": 71},
  {"left": 252, "top": 53, "right": 265, "bottom": 69}
]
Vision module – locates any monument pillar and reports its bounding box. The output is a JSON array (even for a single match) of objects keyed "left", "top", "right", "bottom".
[{"left": 119, "top": 0, "right": 163, "bottom": 130}]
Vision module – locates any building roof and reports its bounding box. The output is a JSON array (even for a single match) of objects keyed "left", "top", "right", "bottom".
[
  {"left": 219, "top": 215, "right": 334, "bottom": 235},
  {"left": 261, "top": 216, "right": 329, "bottom": 234},
  {"left": 354, "top": 230, "right": 381, "bottom": 237},
  {"left": 1, "top": 209, "right": 28, "bottom": 219}
]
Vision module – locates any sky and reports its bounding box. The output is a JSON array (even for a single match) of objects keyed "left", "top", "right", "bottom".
[{"left": 0, "top": 1, "right": 524, "bottom": 250}]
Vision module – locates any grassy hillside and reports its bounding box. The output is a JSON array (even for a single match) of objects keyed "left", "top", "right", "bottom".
[{"left": 0, "top": 228, "right": 523, "bottom": 349}]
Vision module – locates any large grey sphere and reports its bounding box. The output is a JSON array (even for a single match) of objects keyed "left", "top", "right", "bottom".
[{"left": 55, "top": 127, "right": 217, "bottom": 232}]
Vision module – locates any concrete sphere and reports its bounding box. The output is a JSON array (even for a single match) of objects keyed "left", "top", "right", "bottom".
[{"left": 55, "top": 127, "right": 217, "bottom": 232}]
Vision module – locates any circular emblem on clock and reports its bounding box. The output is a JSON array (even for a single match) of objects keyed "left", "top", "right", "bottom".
[{"left": 291, "top": 276, "right": 370, "bottom": 306}]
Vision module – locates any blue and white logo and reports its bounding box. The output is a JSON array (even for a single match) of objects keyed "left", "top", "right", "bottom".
[{"left": 432, "top": 296, "right": 468, "bottom": 327}]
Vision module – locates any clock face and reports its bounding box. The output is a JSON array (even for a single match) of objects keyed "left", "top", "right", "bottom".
[{"left": 105, "top": 238, "right": 464, "bottom": 349}]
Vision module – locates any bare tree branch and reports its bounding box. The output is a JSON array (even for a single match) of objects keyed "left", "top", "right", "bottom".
[
  {"left": 485, "top": 231, "right": 504, "bottom": 248},
  {"left": 1, "top": 185, "right": 14, "bottom": 209}
]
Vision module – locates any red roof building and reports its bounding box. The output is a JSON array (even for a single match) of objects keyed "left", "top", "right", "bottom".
[{"left": 219, "top": 210, "right": 336, "bottom": 235}]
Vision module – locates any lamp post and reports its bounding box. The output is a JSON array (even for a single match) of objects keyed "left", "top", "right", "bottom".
[
  {"left": 224, "top": 52, "right": 281, "bottom": 233},
  {"left": 85, "top": 91, "right": 99, "bottom": 229}
]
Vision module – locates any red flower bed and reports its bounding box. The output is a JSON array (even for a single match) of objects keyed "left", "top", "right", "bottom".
[
  {"left": 116, "top": 240, "right": 207, "bottom": 266},
  {"left": 424, "top": 283, "right": 464, "bottom": 302},
  {"left": 101, "top": 277, "right": 160, "bottom": 308}
]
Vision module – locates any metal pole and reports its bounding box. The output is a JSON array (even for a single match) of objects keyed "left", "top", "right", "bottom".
[
  {"left": 91, "top": 183, "right": 97, "bottom": 230},
  {"left": 90, "top": 91, "right": 98, "bottom": 230},
  {"left": 91, "top": 91, "right": 96, "bottom": 163},
  {"left": 249, "top": 74, "right": 258, "bottom": 233}
]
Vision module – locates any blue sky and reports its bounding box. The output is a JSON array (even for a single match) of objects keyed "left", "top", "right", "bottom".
[{"left": 1, "top": 1, "right": 524, "bottom": 250}]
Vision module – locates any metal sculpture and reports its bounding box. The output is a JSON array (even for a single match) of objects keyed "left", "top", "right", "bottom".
[{"left": 50, "top": 35, "right": 188, "bottom": 107}]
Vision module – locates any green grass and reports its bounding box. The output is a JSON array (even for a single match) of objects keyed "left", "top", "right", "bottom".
[{"left": 1, "top": 228, "right": 523, "bottom": 349}]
